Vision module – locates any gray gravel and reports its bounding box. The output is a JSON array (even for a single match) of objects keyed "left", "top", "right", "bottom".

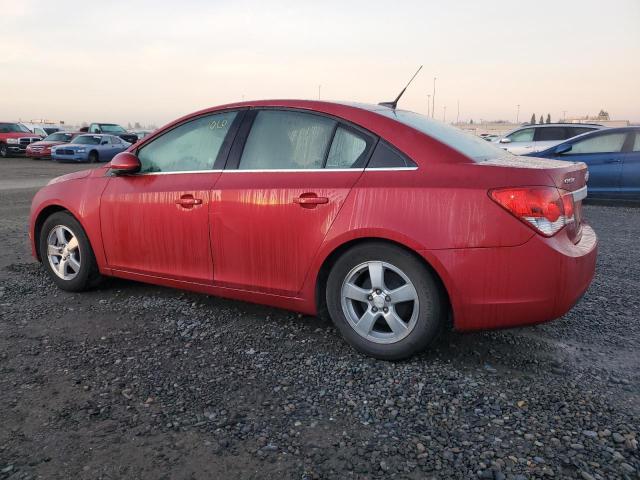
[{"left": 0, "top": 160, "right": 638, "bottom": 479}]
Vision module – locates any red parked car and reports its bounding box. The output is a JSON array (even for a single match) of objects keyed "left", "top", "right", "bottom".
[
  {"left": 26, "top": 132, "right": 83, "bottom": 160},
  {"left": 29, "top": 100, "right": 597, "bottom": 359}
]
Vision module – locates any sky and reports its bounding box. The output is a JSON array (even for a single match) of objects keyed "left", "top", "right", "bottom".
[{"left": 1, "top": 0, "right": 639, "bottom": 127}]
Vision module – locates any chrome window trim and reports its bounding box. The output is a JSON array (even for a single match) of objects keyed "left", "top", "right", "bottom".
[
  {"left": 115, "top": 166, "right": 419, "bottom": 176},
  {"left": 572, "top": 186, "right": 588, "bottom": 202}
]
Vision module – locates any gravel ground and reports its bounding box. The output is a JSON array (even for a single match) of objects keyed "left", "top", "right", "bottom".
[{"left": 0, "top": 159, "right": 638, "bottom": 479}]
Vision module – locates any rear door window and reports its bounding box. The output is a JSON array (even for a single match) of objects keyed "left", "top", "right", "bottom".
[
  {"left": 325, "top": 127, "right": 368, "bottom": 168},
  {"left": 535, "top": 127, "right": 567, "bottom": 141},
  {"left": 568, "top": 127, "right": 596, "bottom": 137},
  {"left": 367, "top": 141, "right": 417, "bottom": 168},
  {"left": 238, "top": 110, "right": 336, "bottom": 170}
]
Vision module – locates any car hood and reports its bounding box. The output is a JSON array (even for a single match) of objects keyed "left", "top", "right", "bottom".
[{"left": 47, "top": 169, "right": 93, "bottom": 185}]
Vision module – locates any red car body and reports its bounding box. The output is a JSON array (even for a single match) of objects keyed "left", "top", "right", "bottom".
[
  {"left": 29, "top": 100, "right": 597, "bottom": 331},
  {"left": 26, "top": 132, "right": 83, "bottom": 159}
]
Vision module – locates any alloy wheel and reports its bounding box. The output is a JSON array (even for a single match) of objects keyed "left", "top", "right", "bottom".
[
  {"left": 46, "top": 225, "right": 81, "bottom": 280},
  {"left": 340, "top": 261, "right": 419, "bottom": 344}
]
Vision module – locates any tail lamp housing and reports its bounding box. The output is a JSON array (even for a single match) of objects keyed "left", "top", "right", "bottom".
[{"left": 490, "top": 187, "right": 575, "bottom": 237}]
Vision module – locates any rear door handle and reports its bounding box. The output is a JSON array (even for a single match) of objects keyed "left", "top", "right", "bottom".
[
  {"left": 604, "top": 158, "right": 621, "bottom": 163},
  {"left": 294, "top": 194, "right": 329, "bottom": 207},
  {"left": 176, "top": 195, "right": 203, "bottom": 208}
]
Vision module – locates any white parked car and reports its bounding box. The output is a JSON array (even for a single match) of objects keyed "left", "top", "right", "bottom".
[{"left": 493, "top": 123, "right": 605, "bottom": 155}]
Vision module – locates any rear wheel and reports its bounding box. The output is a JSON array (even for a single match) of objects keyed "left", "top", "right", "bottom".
[
  {"left": 0, "top": 144, "right": 8, "bottom": 158},
  {"left": 39, "top": 211, "right": 102, "bottom": 291},
  {"left": 326, "top": 242, "right": 445, "bottom": 360},
  {"left": 88, "top": 151, "right": 98, "bottom": 163}
]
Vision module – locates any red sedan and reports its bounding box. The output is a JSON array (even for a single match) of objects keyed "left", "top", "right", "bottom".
[
  {"left": 26, "top": 131, "right": 83, "bottom": 159},
  {"left": 29, "top": 100, "right": 597, "bottom": 359}
]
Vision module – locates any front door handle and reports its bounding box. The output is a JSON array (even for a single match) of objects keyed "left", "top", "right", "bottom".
[
  {"left": 176, "top": 195, "right": 203, "bottom": 208},
  {"left": 294, "top": 193, "right": 329, "bottom": 208},
  {"left": 603, "top": 158, "right": 621, "bottom": 163}
]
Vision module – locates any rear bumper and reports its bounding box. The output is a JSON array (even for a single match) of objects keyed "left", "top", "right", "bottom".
[{"left": 423, "top": 224, "right": 598, "bottom": 331}]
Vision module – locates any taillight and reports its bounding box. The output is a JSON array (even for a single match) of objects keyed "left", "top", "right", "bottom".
[{"left": 490, "top": 187, "right": 575, "bottom": 237}]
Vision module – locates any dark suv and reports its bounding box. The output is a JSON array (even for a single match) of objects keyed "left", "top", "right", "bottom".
[
  {"left": 86, "top": 123, "right": 138, "bottom": 144},
  {"left": 494, "top": 123, "right": 605, "bottom": 155}
]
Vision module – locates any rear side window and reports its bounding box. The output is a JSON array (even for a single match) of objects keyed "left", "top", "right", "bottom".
[
  {"left": 507, "top": 128, "right": 535, "bottom": 142},
  {"left": 568, "top": 127, "right": 595, "bottom": 137},
  {"left": 633, "top": 133, "right": 640, "bottom": 152},
  {"left": 326, "top": 127, "right": 367, "bottom": 168},
  {"left": 567, "top": 132, "right": 627, "bottom": 155},
  {"left": 535, "top": 127, "right": 567, "bottom": 141},
  {"left": 111, "top": 136, "right": 121, "bottom": 144},
  {"left": 138, "top": 111, "right": 237, "bottom": 173},
  {"left": 239, "top": 110, "right": 336, "bottom": 170},
  {"left": 367, "top": 141, "right": 416, "bottom": 168}
]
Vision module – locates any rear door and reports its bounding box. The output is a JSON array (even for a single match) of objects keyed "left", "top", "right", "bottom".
[
  {"left": 620, "top": 131, "right": 640, "bottom": 198},
  {"left": 211, "top": 109, "right": 375, "bottom": 296},
  {"left": 559, "top": 131, "right": 627, "bottom": 197},
  {"left": 100, "top": 110, "right": 242, "bottom": 283}
]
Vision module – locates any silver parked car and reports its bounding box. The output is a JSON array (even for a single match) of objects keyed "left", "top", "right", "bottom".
[{"left": 493, "top": 123, "right": 605, "bottom": 155}]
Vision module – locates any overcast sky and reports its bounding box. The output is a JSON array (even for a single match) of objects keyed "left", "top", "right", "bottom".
[{"left": 2, "top": 0, "right": 639, "bottom": 126}]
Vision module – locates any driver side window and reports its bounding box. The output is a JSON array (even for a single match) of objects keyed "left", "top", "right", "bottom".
[
  {"left": 508, "top": 128, "right": 534, "bottom": 142},
  {"left": 138, "top": 111, "right": 237, "bottom": 173},
  {"left": 566, "top": 133, "right": 627, "bottom": 155}
]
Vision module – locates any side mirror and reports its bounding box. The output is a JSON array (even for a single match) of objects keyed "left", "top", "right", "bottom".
[
  {"left": 554, "top": 144, "right": 572, "bottom": 155},
  {"left": 499, "top": 138, "right": 511, "bottom": 144},
  {"left": 110, "top": 152, "right": 141, "bottom": 174}
]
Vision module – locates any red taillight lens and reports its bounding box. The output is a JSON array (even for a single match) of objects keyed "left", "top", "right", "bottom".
[{"left": 490, "top": 187, "right": 574, "bottom": 236}]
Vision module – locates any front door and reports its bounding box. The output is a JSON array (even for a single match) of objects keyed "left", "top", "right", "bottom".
[
  {"left": 100, "top": 110, "right": 241, "bottom": 283},
  {"left": 212, "top": 109, "right": 374, "bottom": 296}
]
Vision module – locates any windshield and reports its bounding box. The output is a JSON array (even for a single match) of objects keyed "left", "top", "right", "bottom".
[
  {"left": 98, "top": 124, "right": 126, "bottom": 133},
  {"left": 45, "top": 133, "right": 73, "bottom": 142},
  {"left": 376, "top": 109, "right": 511, "bottom": 162},
  {"left": 0, "top": 123, "right": 31, "bottom": 134},
  {"left": 73, "top": 135, "right": 102, "bottom": 145}
]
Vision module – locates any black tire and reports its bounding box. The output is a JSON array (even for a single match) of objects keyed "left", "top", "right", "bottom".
[
  {"left": 38, "top": 211, "right": 102, "bottom": 292},
  {"left": 88, "top": 151, "right": 98, "bottom": 163},
  {"left": 326, "top": 242, "right": 445, "bottom": 360},
  {"left": 0, "top": 143, "right": 8, "bottom": 158}
]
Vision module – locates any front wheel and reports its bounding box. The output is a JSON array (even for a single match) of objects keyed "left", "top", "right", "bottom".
[
  {"left": 39, "top": 211, "right": 102, "bottom": 291},
  {"left": 326, "top": 242, "right": 445, "bottom": 360},
  {"left": 0, "top": 143, "right": 8, "bottom": 158},
  {"left": 88, "top": 151, "right": 98, "bottom": 163}
]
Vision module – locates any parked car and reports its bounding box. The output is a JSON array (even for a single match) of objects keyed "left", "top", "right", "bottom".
[
  {"left": 0, "top": 122, "right": 42, "bottom": 157},
  {"left": 494, "top": 123, "right": 605, "bottom": 155},
  {"left": 130, "top": 129, "right": 153, "bottom": 141},
  {"left": 30, "top": 100, "right": 597, "bottom": 360},
  {"left": 20, "top": 123, "right": 63, "bottom": 137},
  {"left": 51, "top": 134, "right": 130, "bottom": 163},
  {"left": 26, "top": 132, "right": 83, "bottom": 160},
  {"left": 528, "top": 127, "right": 640, "bottom": 200},
  {"left": 87, "top": 123, "right": 138, "bottom": 144}
]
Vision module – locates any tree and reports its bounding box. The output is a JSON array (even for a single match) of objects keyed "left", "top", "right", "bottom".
[
  {"left": 530, "top": 113, "right": 536, "bottom": 125},
  {"left": 134, "top": 122, "right": 142, "bottom": 129},
  {"left": 597, "top": 109, "right": 610, "bottom": 120},
  {"left": 546, "top": 113, "right": 551, "bottom": 124},
  {"left": 539, "top": 115, "right": 544, "bottom": 124},
  {"left": 127, "top": 122, "right": 132, "bottom": 129},
  {"left": 469, "top": 119, "right": 474, "bottom": 124}
]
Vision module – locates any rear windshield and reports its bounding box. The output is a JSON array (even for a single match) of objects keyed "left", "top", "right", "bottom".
[
  {"left": 376, "top": 109, "right": 510, "bottom": 162},
  {"left": 45, "top": 133, "right": 73, "bottom": 142}
]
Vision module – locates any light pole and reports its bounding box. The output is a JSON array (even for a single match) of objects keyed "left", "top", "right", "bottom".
[
  {"left": 562, "top": 110, "right": 567, "bottom": 121},
  {"left": 443, "top": 106, "right": 447, "bottom": 123},
  {"left": 427, "top": 94, "right": 431, "bottom": 117},
  {"left": 516, "top": 104, "right": 520, "bottom": 123},
  {"left": 432, "top": 77, "right": 437, "bottom": 119},
  {"left": 318, "top": 85, "right": 321, "bottom": 100},
  {"left": 456, "top": 99, "right": 460, "bottom": 124}
]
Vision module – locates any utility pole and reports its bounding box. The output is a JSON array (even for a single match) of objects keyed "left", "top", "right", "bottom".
[
  {"left": 562, "top": 110, "right": 567, "bottom": 121},
  {"left": 427, "top": 94, "right": 431, "bottom": 117},
  {"left": 443, "top": 106, "right": 447, "bottom": 123},
  {"left": 432, "top": 77, "right": 437, "bottom": 119},
  {"left": 456, "top": 100, "right": 460, "bottom": 124},
  {"left": 516, "top": 104, "right": 520, "bottom": 123},
  {"left": 318, "top": 85, "right": 321, "bottom": 100}
]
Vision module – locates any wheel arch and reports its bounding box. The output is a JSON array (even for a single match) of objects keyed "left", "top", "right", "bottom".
[
  {"left": 34, "top": 205, "right": 82, "bottom": 261},
  {"left": 314, "top": 237, "right": 453, "bottom": 327}
]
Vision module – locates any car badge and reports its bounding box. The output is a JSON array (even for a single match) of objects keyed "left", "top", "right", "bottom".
[{"left": 563, "top": 177, "right": 575, "bottom": 184}]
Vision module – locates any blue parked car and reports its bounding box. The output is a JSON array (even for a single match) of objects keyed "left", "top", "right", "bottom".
[
  {"left": 51, "top": 134, "right": 130, "bottom": 163},
  {"left": 528, "top": 127, "right": 640, "bottom": 200}
]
